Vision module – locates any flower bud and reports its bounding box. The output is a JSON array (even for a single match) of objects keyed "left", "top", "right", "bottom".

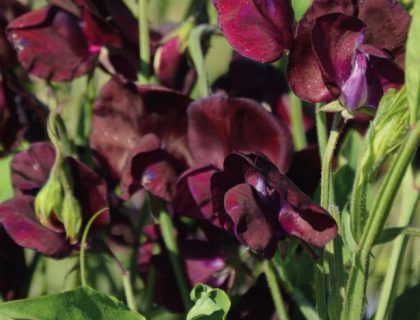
[
  {"left": 60, "top": 192, "right": 83, "bottom": 244},
  {"left": 34, "top": 174, "right": 64, "bottom": 230}
]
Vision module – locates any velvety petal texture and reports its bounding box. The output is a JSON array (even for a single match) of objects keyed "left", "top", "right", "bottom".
[
  {"left": 287, "top": 0, "right": 409, "bottom": 109},
  {"left": 213, "top": 0, "right": 294, "bottom": 62},
  {"left": 0, "top": 196, "right": 72, "bottom": 257},
  {"left": 187, "top": 93, "right": 292, "bottom": 173},
  {"left": 211, "top": 152, "right": 337, "bottom": 257},
  {"left": 7, "top": 6, "right": 97, "bottom": 81},
  {"left": 90, "top": 78, "right": 192, "bottom": 179}
]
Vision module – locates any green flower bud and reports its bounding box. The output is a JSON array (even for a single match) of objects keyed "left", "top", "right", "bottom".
[
  {"left": 60, "top": 192, "right": 83, "bottom": 244},
  {"left": 34, "top": 174, "right": 64, "bottom": 229}
]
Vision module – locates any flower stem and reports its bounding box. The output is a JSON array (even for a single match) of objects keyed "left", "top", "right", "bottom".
[
  {"left": 263, "top": 260, "right": 290, "bottom": 320},
  {"left": 315, "top": 104, "right": 328, "bottom": 158},
  {"left": 138, "top": 0, "right": 151, "bottom": 84},
  {"left": 122, "top": 270, "right": 137, "bottom": 311},
  {"left": 342, "top": 121, "right": 420, "bottom": 320},
  {"left": 289, "top": 92, "right": 308, "bottom": 151},
  {"left": 79, "top": 207, "right": 108, "bottom": 287},
  {"left": 374, "top": 167, "right": 419, "bottom": 320},
  {"left": 158, "top": 208, "right": 192, "bottom": 310}
]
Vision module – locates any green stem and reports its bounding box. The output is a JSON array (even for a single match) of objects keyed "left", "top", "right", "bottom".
[
  {"left": 142, "top": 266, "right": 157, "bottom": 314},
  {"left": 289, "top": 92, "right": 308, "bottom": 151},
  {"left": 159, "top": 208, "right": 192, "bottom": 310},
  {"left": 79, "top": 208, "right": 109, "bottom": 287},
  {"left": 350, "top": 167, "right": 367, "bottom": 241},
  {"left": 314, "top": 258, "right": 327, "bottom": 320},
  {"left": 263, "top": 260, "right": 290, "bottom": 320},
  {"left": 315, "top": 104, "right": 328, "bottom": 159},
  {"left": 138, "top": 0, "right": 151, "bottom": 84},
  {"left": 122, "top": 271, "right": 137, "bottom": 311},
  {"left": 374, "top": 169, "right": 419, "bottom": 320},
  {"left": 342, "top": 121, "right": 420, "bottom": 320}
]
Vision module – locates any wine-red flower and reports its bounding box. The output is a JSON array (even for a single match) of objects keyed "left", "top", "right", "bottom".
[
  {"left": 211, "top": 152, "right": 337, "bottom": 257},
  {"left": 287, "top": 0, "right": 410, "bottom": 110}
]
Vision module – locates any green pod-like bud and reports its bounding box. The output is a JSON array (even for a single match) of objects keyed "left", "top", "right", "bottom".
[
  {"left": 34, "top": 174, "right": 64, "bottom": 229},
  {"left": 60, "top": 192, "right": 83, "bottom": 244}
]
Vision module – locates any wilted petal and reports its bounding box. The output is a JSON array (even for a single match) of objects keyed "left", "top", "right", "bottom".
[
  {"left": 224, "top": 183, "right": 278, "bottom": 257},
  {"left": 7, "top": 6, "right": 97, "bottom": 81},
  {"left": 188, "top": 94, "right": 292, "bottom": 172},
  {"left": 11, "top": 142, "right": 55, "bottom": 196},
  {"left": 312, "top": 13, "right": 367, "bottom": 96},
  {"left": 212, "top": 0, "right": 294, "bottom": 63},
  {"left": 0, "top": 196, "right": 72, "bottom": 257},
  {"left": 173, "top": 165, "right": 219, "bottom": 221},
  {"left": 0, "top": 227, "right": 26, "bottom": 300},
  {"left": 287, "top": 0, "right": 355, "bottom": 102},
  {"left": 358, "top": 0, "right": 411, "bottom": 67}
]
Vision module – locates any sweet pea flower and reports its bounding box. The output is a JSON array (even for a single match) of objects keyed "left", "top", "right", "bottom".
[{"left": 287, "top": 0, "right": 410, "bottom": 110}]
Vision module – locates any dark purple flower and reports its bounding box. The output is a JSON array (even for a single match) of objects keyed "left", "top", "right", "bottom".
[
  {"left": 0, "top": 142, "right": 110, "bottom": 257},
  {"left": 211, "top": 152, "right": 337, "bottom": 257},
  {"left": 212, "top": 0, "right": 295, "bottom": 63},
  {"left": 287, "top": 0, "right": 410, "bottom": 110},
  {"left": 90, "top": 78, "right": 193, "bottom": 180},
  {"left": 120, "top": 134, "right": 186, "bottom": 201}
]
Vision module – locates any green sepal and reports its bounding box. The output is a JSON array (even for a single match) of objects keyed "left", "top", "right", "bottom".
[{"left": 60, "top": 191, "right": 83, "bottom": 244}]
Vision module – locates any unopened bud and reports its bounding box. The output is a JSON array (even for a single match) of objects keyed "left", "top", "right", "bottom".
[
  {"left": 60, "top": 192, "right": 83, "bottom": 244},
  {"left": 34, "top": 175, "right": 64, "bottom": 229}
]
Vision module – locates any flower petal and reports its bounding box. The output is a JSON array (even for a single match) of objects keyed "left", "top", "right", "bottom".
[
  {"left": 7, "top": 6, "right": 96, "bottom": 81},
  {"left": 224, "top": 183, "right": 278, "bottom": 257},
  {"left": 187, "top": 94, "right": 292, "bottom": 172},
  {"left": 358, "top": 0, "right": 411, "bottom": 67},
  {"left": 0, "top": 196, "right": 72, "bottom": 257},
  {"left": 287, "top": 0, "right": 355, "bottom": 102},
  {"left": 212, "top": 0, "right": 294, "bottom": 63},
  {"left": 11, "top": 142, "right": 56, "bottom": 196}
]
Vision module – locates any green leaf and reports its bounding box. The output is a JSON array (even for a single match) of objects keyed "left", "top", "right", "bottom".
[
  {"left": 406, "top": 0, "right": 420, "bottom": 124},
  {"left": 0, "top": 154, "right": 13, "bottom": 202},
  {"left": 341, "top": 208, "right": 358, "bottom": 254},
  {"left": 291, "top": 0, "right": 311, "bottom": 20},
  {"left": 374, "top": 227, "right": 406, "bottom": 245},
  {"left": 186, "top": 284, "right": 231, "bottom": 320},
  {"left": 0, "top": 286, "right": 145, "bottom": 320},
  {"left": 334, "top": 165, "right": 356, "bottom": 210}
]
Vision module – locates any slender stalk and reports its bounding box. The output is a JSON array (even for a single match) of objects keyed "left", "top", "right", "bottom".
[
  {"left": 350, "top": 167, "right": 367, "bottom": 241},
  {"left": 374, "top": 169, "right": 419, "bottom": 320},
  {"left": 315, "top": 104, "right": 328, "bottom": 158},
  {"left": 263, "top": 260, "right": 290, "bottom": 320},
  {"left": 159, "top": 208, "right": 192, "bottom": 310},
  {"left": 122, "top": 271, "right": 137, "bottom": 311},
  {"left": 142, "top": 266, "right": 157, "bottom": 314},
  {"left": 314, "top": 259, "right": 327, "bottom": 320},
  {"left": 319, "top": 113, "right": 343, "bottom": 320},
  {"left": 138, "top": 0, "right": 151, "bottom": 84},
  {"left": 79, "top": 208, "right": 109, "bottom": 287},
  {"left": 341, "top": 121, "right": 420, "bottom": 320},
  {"left": 289, "top": 92, "right": 308, "bottom": 151}
]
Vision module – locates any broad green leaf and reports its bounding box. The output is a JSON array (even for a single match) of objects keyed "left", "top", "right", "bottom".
[
  {"left": 0, "top": 286, "right": 145, "bottom": 320},
  {"left": 405, "top": 0, "right": 420, "bottom": 124},
  {"left": 186, "top": 284, "right": 231, "bottom": 320}
]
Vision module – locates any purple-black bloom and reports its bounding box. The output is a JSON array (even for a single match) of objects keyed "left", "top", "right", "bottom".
[
  {"left": 287, "top": 0, "right": 410, "bottom": 110},
  {"left": 211, "top": 152, "right": 337, "bottom": 258}
]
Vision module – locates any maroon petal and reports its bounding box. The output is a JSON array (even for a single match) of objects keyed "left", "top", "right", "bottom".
[
  {"left": 287, "top": 0, "right": 355, "bottom": 102},
  {"left": 212, "top": 0, "right": 294, "bottom": 63},
  {"left": 0, "top": 227, "right": 26, "bottom": 301},
  {"left": 358, "top": 0, "right": 411, "bottom": 67},
  {"left": 11, "top": 143, "right": 55, "bottom": 196},
  {"left": 312, "top": 13, "right": 366, "bottom": 91},
  {"left": 0, "top": 196, "right": 72, "bottom": 257},
  {"left": 120, "top": 134, "right": 184, "bottom": 201},
  {"left": 368, "top": 54, "right": 404, "bottom": 92},
  {"left": 187, "top": 94, "right": 292, "bottom": 173},
  {"left": 65, "top": 157, "right": 110, "bottom": 228},
  {"left": 90, "top": 78, "right": 192, "bottom": 179},
  {"left": 173, "top": 165, "right": 219, "bottom": 221},
  {"left": 224, "top": 183, "right": 278, "bottom": 257},
  {"left": 271, "top": 176, "right": 337, "bottom": 247},
  {"left": 7, "top": 6, "right": 97, "bottom": 81}
]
